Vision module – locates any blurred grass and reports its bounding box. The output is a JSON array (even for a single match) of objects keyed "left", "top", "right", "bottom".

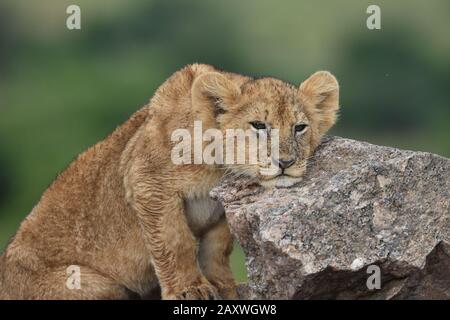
[{"left": 0, "top": 0, "right": 449, "bottom": 282}]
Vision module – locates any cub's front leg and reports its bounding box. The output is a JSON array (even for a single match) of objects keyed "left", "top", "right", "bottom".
[
  {"left": 127, "top": 167, "right": 219, "bottom": 299},
  {"left": 199, "top": 218, "right": 237, "bottom": 299}
]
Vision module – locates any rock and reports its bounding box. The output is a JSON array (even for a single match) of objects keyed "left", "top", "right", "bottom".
[{"left": 211, "top": 136, "right": 450, "bottom": 299}]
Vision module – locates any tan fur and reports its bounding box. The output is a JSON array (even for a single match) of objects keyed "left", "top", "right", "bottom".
[{"left": 0, "top": 64, "right": 339, "bottom": 300}]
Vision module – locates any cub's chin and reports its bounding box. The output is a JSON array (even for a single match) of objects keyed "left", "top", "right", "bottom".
[{"left": 259, "top": 175, "right": 303, "bottom": 188}]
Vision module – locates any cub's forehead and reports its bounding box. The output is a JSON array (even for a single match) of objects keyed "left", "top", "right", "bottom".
[{"left": 240, "top": 78, "right": 305, "bottom": 123}]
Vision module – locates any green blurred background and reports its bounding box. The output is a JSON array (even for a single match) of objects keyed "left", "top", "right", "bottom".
[{"left": 0, "top": 0, "right": 449, "bottom": 282}]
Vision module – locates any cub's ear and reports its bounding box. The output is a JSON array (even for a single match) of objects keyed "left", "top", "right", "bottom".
[
  {"left": 298, "top": 71, "right": 339, "bottom": 135},
  {"left": 191, "top": 72, "right": 241, "bottom": 119}
]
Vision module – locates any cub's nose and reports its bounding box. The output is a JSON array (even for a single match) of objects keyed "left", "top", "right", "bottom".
[{"left": 274, "top": 158, "right": 295, "bottom": 169}]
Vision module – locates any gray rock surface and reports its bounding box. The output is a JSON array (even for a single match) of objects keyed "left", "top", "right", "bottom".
[{"left": 211, "top": 136, "right": 449, "bottom": 299}]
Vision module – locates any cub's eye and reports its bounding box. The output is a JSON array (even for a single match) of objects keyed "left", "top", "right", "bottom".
[
  {"left": 250, "top": 121, "right": 267, "bottom": 130},
  {"left": 294, "top": 124, "right": 308, "bottom": 134}
]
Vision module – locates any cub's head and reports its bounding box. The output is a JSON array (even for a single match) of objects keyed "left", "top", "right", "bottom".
[{"left": 192, "top": 71, "right": 339, "bottom": 188}]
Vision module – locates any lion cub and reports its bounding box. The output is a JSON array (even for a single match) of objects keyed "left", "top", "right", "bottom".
[{"left": 0, "top": 64, "right": 339, "bottom": 299}]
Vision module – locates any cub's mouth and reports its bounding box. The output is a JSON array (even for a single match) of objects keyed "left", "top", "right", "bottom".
[{"left": 258, "top": 162, "right": 307, "bottom": 188}]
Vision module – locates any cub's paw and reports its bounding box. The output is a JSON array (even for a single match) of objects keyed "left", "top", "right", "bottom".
[
  {"left": 217, "top": 285, "right": 238, "bottom": 300},
  {"left": 169, "top": 283, "right": 221, "bottom": 300},
  {"left": 207, "top": 279, "right": 238, "bottom": 300}
]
